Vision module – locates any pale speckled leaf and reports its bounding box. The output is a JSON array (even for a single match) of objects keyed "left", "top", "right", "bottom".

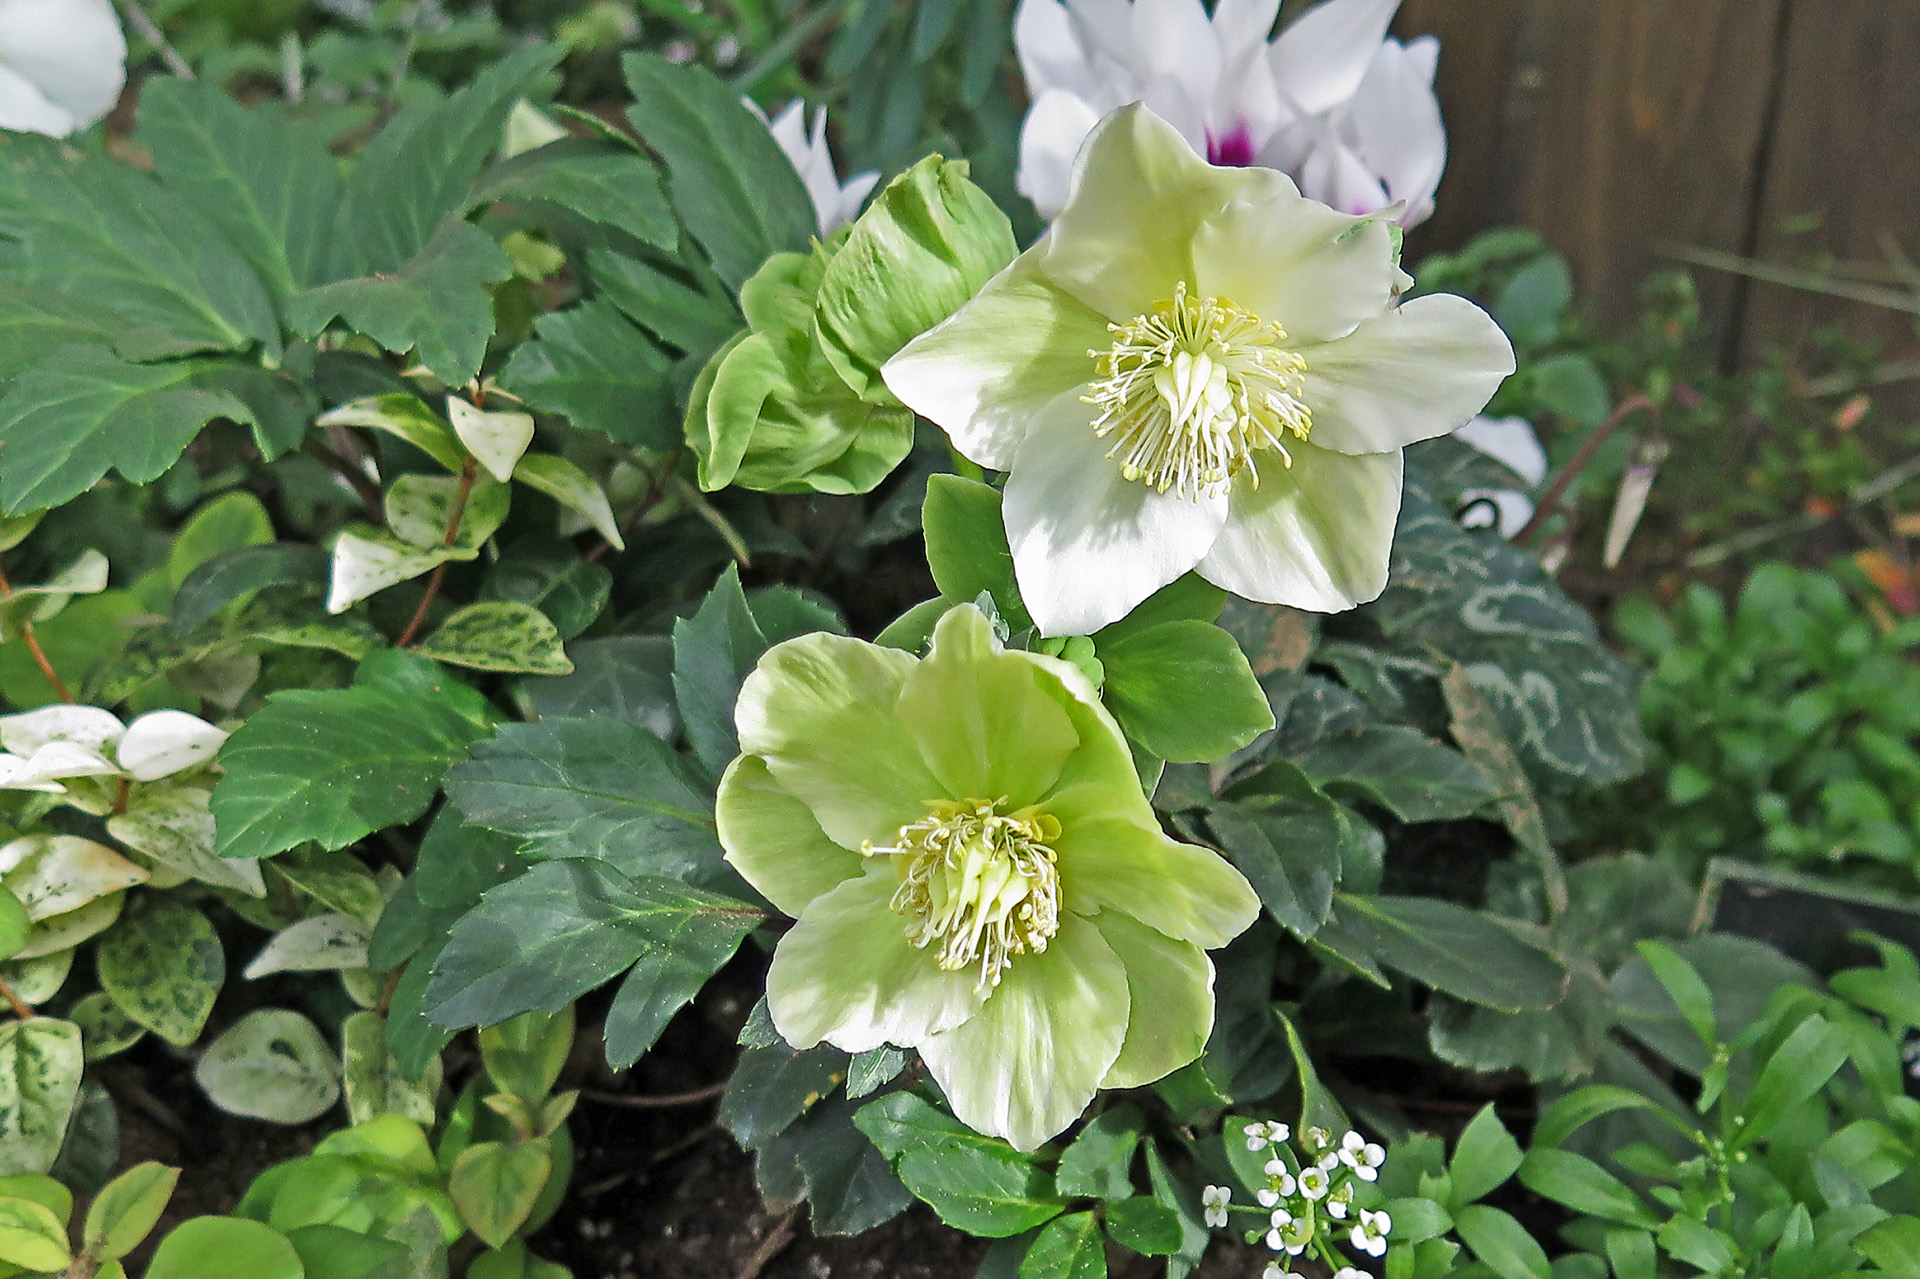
[
  {"left": 193, "top": 1009, "right": 340, "bottom": 1124},
  {"left": 14, "top": 894, "right": 123, "bottom": 960},
  {"left": 325, "top": 528, "right": 462, "bottom": 614},
  {"left": 511, "top": 453, "right": 624, "bottom": 549},
  {"left": 315, "top": 395, "right": 464, "bottom": 472},
  {"left": 108, "top": 787, "right": 266, "bottom": 897},
  {"left": 384, "top": 474, "right": 509, "bottom": 552},
  {"left": 243, "top": 913, "right": 370, "bottom": 978},
  {"left": 0, "top": 836, "right": 148, "bottom": 921},
  {"left": 0, "top": 949, "right": 71, "bottom": 1005},
  {"left": 447, "top": 397, "right": 535, "bottom": 483},
  {"left": 341, "top": 1010, "right": 440, "bottom": 1126},
  {"left": 96, "top": 900, "right": 224, "bottom": 1047},
  {"left": 1361, "top": 482, "right": 1644, "bottom": 790},
  {"left": 0, "top": 1017, "right": 81, "bottom": 1175},
  {"left": 416, "top": 602, "right": 573, "bottom": 676},
  {"left": 72, "top": 991, "right": 146, "bottom": 1061}
]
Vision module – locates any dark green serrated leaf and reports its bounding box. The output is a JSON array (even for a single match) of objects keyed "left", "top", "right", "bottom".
[
  {"left": 498, "top": 297, "right": 675, "bottom": 449},
  {"left": 587, "top": 249, "right": 740, "bottom": 357},
  {"left": 1294, "top": 722, "right": 1497, "bottom": 823},
  {"left": 721, "top": 1038, "right": 850, "bottom": 1150},
  {"left": 0, "top": 286, "right": 125, "bottom": 380},
  {"left": 445, "top": 715, "right": 723, "bottom": 883},
  {"left": 423, "top": 860, "right": 759, "bottom": 1031},
  {"left": 212, "top": 666, "right": 493, "bottom": 859},
  {"left": 332, "top": 47, "right": 563, "bottom": 277},
  {"left": 524, "top": 634, "right": 677, "bottom": 739},
  {"left": 481, "top": 541, "right": 611, "bottom": 642},
  {"left": 287, "top": 220, "right": 513, "bottom": 387},
  {"left": 754, "top": 1096, "right": 910, "bottom": 1236},
  {"left": 0, "top": 348, "right": 255, "bottom": 513},
  {"left": 0, "top": 133, "right": 278, "bottom": 358},
  {"left": 137, "top": 78, "right": 343, "bottom": 307},
  {"left": 898, "top": 1142, "right": 1065, "bottom": 1239},
  {"left": 1332, "top": 895, "right": 1567, "bottom": 1011},
  {"left": 470, "top": 139, "right": 675, "bottom": 250},
  {"left": 620, "top": 53, "right": 815, "bottom": 289},
  {"left": 1054, "top": 1103, "right": 1142, "bottom": 1200},
  {"left": 672, "top": 564, "right": 769, "bottom": 777},
  {"left": 1204, "top": 793, "right": 1342, "bottom": 939}
]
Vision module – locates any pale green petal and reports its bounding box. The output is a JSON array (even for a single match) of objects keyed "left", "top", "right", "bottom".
[
  {"left": 1094, "top": 911, "right": 1214, "bottom": 1089},
  {"left": 1003, "top": 389, "right": 1228, "bottom": 637},
  {"left": 1040, "top": 103, "right": 1293, "bottom": 322},
  {"left": 716, "top": 755, "right": 864, "bottom": 918},
  {"left": 1050, "top": 813, "right": 1258, "bottom": 949},
  {"left": 895, "top": 605, "right": 1080, "bottom": 807},
  {"left": 918, "top": 912, "right": 1128, "bottom": 1151},
  {"left": 1191, "top": 197, "right": 1395, "bottom": 344},
  {"left": 735, "top": 633, "right": 943, "bottom": 850},
  {"left": 881, "top": 254, "right": 1108, "bottom": 471},
  {"left": 1197, "top": 445, "right": 1402, "bottom": 612},
  {"left": 765, "top": 868, "right": 988, "bottom": 1053},
  {"left": 1300, "top": 293, "right": 1517, "bottom": 455}
]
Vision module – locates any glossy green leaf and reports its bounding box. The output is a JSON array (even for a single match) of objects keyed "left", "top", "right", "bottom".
[
  {"left": 171, "top": 544, "right": 329, "bottom": 635},
  {"left": 921, "top": 475, "right": 1032, "bottom": 634},
  {"left": 1448, "top": 1104, "right": 1523, "bottom": 1207},
  {"left": 1054, "top": 1104, "right": 1142, "bottom": 1200},
  {"left": 896, "top": 1141, "right": 1065, "bottom": 1238},
  {"left": 1454, "top": 1203, "right": 1552, "bottom": 1279},
  {"left": 449, "top": 1140, "right": 551, "bottom": 1249},
  {"left": 82, "top": 1161, "right": 179, "bottom": 1261},
  {"left": 1517, "top": 1148, "right": 1656, "bottom": 1227},
  {"left": 145, "top": 1217, "right": 303, "bottom": 1279},
  {"left": 671, "top": 564, "right": 769, "bottom": 777},
  {"left": 1332, "top": 895, "right": 1567, "bottom": 1011},
  {"left": 1097, "top": 619, "right": 1272, "bottom": 762},
  {"left": 1021, "top": 1210, "right": 1106, "bottom": 1278},
  {"left": 0, "top": 1193, "right": 69, "bottom": 1270}
]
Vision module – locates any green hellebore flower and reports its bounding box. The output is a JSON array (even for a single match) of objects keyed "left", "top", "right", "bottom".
[
  {"left": 882, "top": 102, "right": 1517, "bottom": 637},
  {"left": 717, "top": 603, "right": 1259, "bottom": 1151}
]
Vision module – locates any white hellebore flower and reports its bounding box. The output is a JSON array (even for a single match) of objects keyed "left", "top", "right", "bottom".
[
  {"left": 1013, "top": 0, "right": 1444, "bottom": 226},
  {"left": 883, "top": 104, "right": 1513, "bottom": 637},
  {"left": 754, "top": 99, "right": 880, "bottom": 237},
  {"left": 1201, "top": 1184, "right": 1231, "bottom": 1228},
  {"left": 1455, "top": 414, "right": 1548, "bottom": 538},
  {"left": 0, "top": 0, "right": 126, "bottom": 137}
]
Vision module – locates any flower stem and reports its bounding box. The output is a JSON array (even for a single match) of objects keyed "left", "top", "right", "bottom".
[{"left": 396, "top": 458, "right": 477, "bottom": 648}]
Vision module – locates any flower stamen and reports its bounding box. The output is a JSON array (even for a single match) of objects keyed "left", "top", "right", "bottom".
[
  {"left": 1084, "top": 281, "right": 1310, "bottom": 500},
  {"left": 865, "top": 798, "right": 1062, "bottom": 990}
]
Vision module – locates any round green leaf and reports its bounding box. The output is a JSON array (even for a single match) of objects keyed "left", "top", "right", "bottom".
[
  {"left": 194, "top": 1009, "right": 341, "bottom": 1124},
  {"left": 448, "top": 1139, "right": 552, "bottom": 1249},
  {"left": 416, "top": 601, "right": 573, "bottom": 676},
  {"left": 83, "top": 1161, "right": 180, "bottom": 1261},
  {"left": 145, "top": 1216, "right": 303, "bottom": 1279},
  {"left": 0, "top": 1194, "right": 71, "bottom": 1271}
]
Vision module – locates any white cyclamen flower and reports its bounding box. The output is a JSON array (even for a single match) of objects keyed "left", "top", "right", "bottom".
[
  {"left": 754, "top": 99, "right": 880, "bottom": 237},
  {"left": 1201, "top": 1184, "right": 1231, "bottom": 1228},
  {"left": 883, "top": 104, "right": 1513, "bottom": 637},
  {"left": 1455, "top": 414, "right": 1547, "bottom": 537},
  {"left": 0, "top": 0, "right": 125, "bottom": 137},
  {"left": 1013, "top": 0, "right": 1444, "bottom": 226}
]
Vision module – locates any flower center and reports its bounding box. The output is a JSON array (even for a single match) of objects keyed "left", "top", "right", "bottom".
[
  {"left": 1084, "top": 281, "right": 1311, "bottom": 500},
  {"left": 865, "top": 798, "right": 1062, "bottom": 990}
]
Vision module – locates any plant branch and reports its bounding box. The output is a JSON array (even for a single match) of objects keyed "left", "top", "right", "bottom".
[
  {"left": 580, "top": 1081, "right": 727, "bottom": 1109},
  {"left": 1514, "top": 394, "right": 1659, "bottom": 548},
  {"left": 586, "top": 446, "right": 685, "bottom": 564},
  {"left": 396, "top": 459, "right": 477, "bottom": 648},
  {"left": 0, "top": 561, "right": 73, "bottom": 704},
  {"left": 734, "top": 1206, "right": 800, "bottom": 1279},
  {"left": 1686, "top": 445, "right": 1920, "bottom": 568},
  {"left": 0, "top": 974, "right": 31, "bottom": 1021},
  {"left": 113, "top": 0, "right": 194, "bottom": 79},
  {"left": 304, "top": 436, "right": 383, "bottom": 519}
]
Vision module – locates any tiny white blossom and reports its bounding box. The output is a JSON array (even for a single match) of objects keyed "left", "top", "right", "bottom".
[
  {"left": 1338, "top": 1129, "right": 1386, "bottom": 1181},
  {"left": 1245, "top": 1118, "right": 1290, "bottom": 1150},
  {"left": 1201, "top": 1184, "right": 1232, "bottom": 1228},
  {"left": 1296, "top": 1165, "right": 1331, "bottom": 1200},
  {"left": 1328, "top": 1182, "right": 1353, "bottom": 1218},
  {"left": 1257, "top": 1187, "right": 1280, "bottom": 1208},
  {"left": 1264, "top": 1267, "right": 1306, "bottom": 1279},
  {"left": 1304, "top": 1125, "right": 1332, "bottom": 1153},
  {"left": 1352, "top": 1207, "right": 1391, "bottom": 1257},
  {"left": 1335, "top": 1270, "right": 1369, "bottom": 1279}
]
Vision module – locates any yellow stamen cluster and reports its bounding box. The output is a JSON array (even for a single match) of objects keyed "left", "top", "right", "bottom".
[
  {"left": 1084, "top": 281, "right": 1311, "bottom": 500},
  {"left": 866, "top": 798, "right": 1062, "bottom": 990}
]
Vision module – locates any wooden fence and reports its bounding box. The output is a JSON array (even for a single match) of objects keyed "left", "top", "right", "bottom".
[{"left": 1392, "top": 0, "right": 1920, "bottom": 370}]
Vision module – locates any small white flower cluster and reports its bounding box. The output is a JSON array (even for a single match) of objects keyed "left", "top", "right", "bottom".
[{"left": 1206, "top": 1120, "right": 1393, "bottom": 1274}]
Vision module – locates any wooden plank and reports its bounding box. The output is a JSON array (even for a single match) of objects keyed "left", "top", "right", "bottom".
[
  {"left": 1393, "top": 0, "right": 1523, "bottom": 257},
  {"left": 1399, "top": 0, "right": 1784, "bottom": 345},
  {"left": 1738, "top": 0, "right": 1920, "bottom": 379}
]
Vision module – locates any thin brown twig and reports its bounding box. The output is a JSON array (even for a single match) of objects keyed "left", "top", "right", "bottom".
[
  {"left": 113, "top": 0, "right": 194, "bottom": 79},
  {"left": 0, "top": 974, "right": 32, "bottom": 1021},
  {"left": 0, "top": 561, "right": 73, "bottom": 704},
  {"left": 585, "top": 446, "right": 686, "bottom": 564},
  {"left": 1514, "top": 394, "right": 1659, "bottom": 548},
  {"left": 734, "top": 1205, "right": 800, "bottom": 1279},
  {"left": 580, "top": 1081, "right": 727, "bottom": 1109},
  {"left": 374, "top": 962, "right": 407, "bottom": 1018},
  {"left": 304, "top": 436, "right": 384, "bottom": 519},
  {"left": 396, "top": 459, "right": 477, "bottom": 648}
]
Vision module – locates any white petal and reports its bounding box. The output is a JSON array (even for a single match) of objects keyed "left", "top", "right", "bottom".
[
  {"left": 1015, "top": 0, "right": 1102, "bottom": 102},
  {"left": 1300, "top": 293, "right": 1516, "bottom": 455},
  {"left": 882, "top": 254, "right": 1109, "bottom": 471},
  {"left": 1348, "top": 40, "right": 1446, "bottom": 227},
  {"left": 837, "top": 170, "right": 881, "bottom": 227},
  {"left": 1131, "top": 0, "right": 1221, "bottom": 115},
  {"left": 1294, "top": 134, "right": 1392, "bottom": 216},
  {"left": 1198, "top": 445, "right": 1401, "bottom": 612},
  {"left": 1456, "top": 415, "right": 1547, "bottom": 486},
  {"left": 1017, "top": 88, "right": 1103, "bottom": 220},
  {"left": 13, "top": 741, "right": 119, "bottom": 785},
  {"left": 0, "top": 704, "right": 122, "bottom": 757},
  {"left": 0, "top": 61, "right": 71, "bottom": 135},
  {"left": 117, "top": 710, "right": 229, "bottom": 781},
  {"left": 1269, "top": 0, "right": 1400, "bottom": 116},
  {"left": 0, "top": 0, "right": 124, "bottom": 132},
  {"left": 918, "top": 912, "right": 1128, "bottom": 1151},
  {"left": 1211, "top": 0, "right": 1281, "bottom": 49},
  {"left": 765, "top": 868, "right": 988, "bottom": 1053},
  {"left": 1191, "top": 194, "right": 1393, "bottom": 344},
  {"left": 1459, "top": 489, "right": 1536, "bottom": 539},
  {"left": 1003, "top": 389, "right": 1227, "bottom": 636}
]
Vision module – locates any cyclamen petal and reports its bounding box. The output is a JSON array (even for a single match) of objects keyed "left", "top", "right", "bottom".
[{"left": 0, "top": 0, "right": 125, "bottom": 137}]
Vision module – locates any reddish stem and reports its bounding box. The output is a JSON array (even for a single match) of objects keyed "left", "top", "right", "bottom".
[
  {"left": 0, "top": 974, "right": 32, "bottom": 1020},
  {"left": 0, "top": 561, "right": 73, "bottom": 704},
  {"left": 396, "top": 459, "right": 478, "bottom": 648},
  {"left": 1513, "top": 394, "right": 1660, "bottom": 547}
]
